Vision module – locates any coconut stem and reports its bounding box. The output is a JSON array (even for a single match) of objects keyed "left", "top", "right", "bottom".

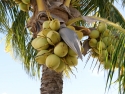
[
  {"left": 36, "top": 0, "right": 46, "bottom": 11},
  {"left": 64, "top": 0, "right": 71, "bottom": 7}
]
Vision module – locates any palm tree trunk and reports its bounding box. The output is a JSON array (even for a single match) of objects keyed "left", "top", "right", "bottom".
[{"left": 40, "top": 65, "right": 63, "bottom": 94}]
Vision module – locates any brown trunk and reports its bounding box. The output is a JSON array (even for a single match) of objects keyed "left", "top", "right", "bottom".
[{"left": 40, "top": 65, "right": 63, "bottom": 94}]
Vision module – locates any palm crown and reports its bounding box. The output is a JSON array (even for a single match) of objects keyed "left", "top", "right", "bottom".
[{"left": 1, "top": 0, "right": 125, "bottom": 93}]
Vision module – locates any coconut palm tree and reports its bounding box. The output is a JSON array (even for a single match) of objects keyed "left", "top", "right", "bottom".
[{"left": 0, "top": 0, "right": 125, "bottom": 94}]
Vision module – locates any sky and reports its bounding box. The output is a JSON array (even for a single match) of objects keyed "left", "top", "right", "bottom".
[{"left": 0, "top": 1, "right": 125, "bottom": 94}]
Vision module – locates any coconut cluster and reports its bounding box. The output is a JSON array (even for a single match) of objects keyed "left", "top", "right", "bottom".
[
  {"left": 13, "top": 0, "right": 30, "bottom": 12},
  {"left": 89, "top": 22, "right": 117, "bottom": 69},
  {"left": 31, "top": 19, "right": 83, "bottom": 73}
]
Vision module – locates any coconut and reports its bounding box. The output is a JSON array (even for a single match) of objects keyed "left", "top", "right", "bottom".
[
  {"left": 97, "top": 41, "right": 106, "bottom": 50},
  {"left": 31, "top": 37, "right": 49, "bottom": 50},
  {"left": 107, "top": 44, "right": 114, "bottom": 54},
  {"left": 103, "top": 60, "right": 112, "bottom": 69},
  {"left": 19, "top": 2, "right": 29, "bottom": 11},
  {"left": 46, "top": 54, "right": 60, "bottom": 70},
  {"left": 47, "top": 30, "right": 61, "bottom": 45},
  {"left": 37, "top": 31, "right": 44, "bottom": 37},
  {"left": 49, "top": 19, "right": 60, "bottom": 31},
  {"left": 99, "top": 50, "right": 108, "bottom": 62},
  {"left": 89, "top": 30, "right": 99, "bottom": 39},
  {"left": 97, "top": 22, "right": 107, "bottom": 33},
  {"left": 65, "top": 55, "right": 78, "bottom": 66},
  {"left": 35, "top": 50, "right": 50, "bottom": 64},
  {"left": 22, "top": 0, "right": 30, "bottom": 4},
  {"left": 54, "top": 42, "right": 68, "bottom": 57},
  {"left": 102, "top": 29, "right": 111, "bottom": 37},
  {"left": 42, "top": 21, "right": 51, "bottom": 29},
  {"left": 75, "top": 30, "right": 84, "bottom": 40},
  {"left": 41, "top": 29, "right": 51, "bottom": 37},
  {"left": 89, "top": 38, "right": 97, "bottom": 47},
  {"left": 67, "top": 25, "right": 75, "bottom": 31},
  {"left": 68, "top": 47, "right": 77, "bottom": 56},
  {"left": 102, "top": 37, "right": 109, "bottom": 46},
  {"left": 54, "top": 59, "right": 66, "bottom": 72}
]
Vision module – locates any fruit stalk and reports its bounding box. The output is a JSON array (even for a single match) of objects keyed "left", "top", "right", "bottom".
[
  {"left": 64, "top": 0, "right": 71, "bottom": 7},
  {"left": 36, "top": 0, "right": 46, "bottom": 11}
]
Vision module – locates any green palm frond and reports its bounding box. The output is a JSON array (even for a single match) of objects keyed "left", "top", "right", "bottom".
[
  {"left": 7, "top": 11, "right": 40, "bottom": 77},
  {"left": 0, "top": 0, "right": 18, "bottom": 33}
]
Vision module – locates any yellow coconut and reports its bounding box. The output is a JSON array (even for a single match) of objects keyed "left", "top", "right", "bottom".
[
  {"left": 65, "top": 55, "right": 78, "bottom": 66},
  {"left": 22, "top": 0, "right": 30, "bottom": 4},
  {"left": 75, "top": 30, "right": 84, "bottom": 40},
  {"left": 46, "top": 54, "right": 60, "bottom": 70},
  {"left": 89, "top": 38, "right": 97, "bottom": 47},
  {"left": 49, "top": 19, "right": 60, "bottom": 31},
  {"left": 31, "top": 37, "right": 49, "bottom": 50},
  {"left": 89, "top": 30, "right": 99, "bottom": 39},
  {"left": 37, "top": 31, "right": 44, "bottom": 37},
  {"left": 42, "top": 21, "right": 51, "bottom": 29},
  {"left": 68, "top": 47, "right": 77, "bottom": 56},
  {"left": 35, "top": 50, "right": 50, "bottom": 64},
  {"left": 67, "top": 25, "right": 75, "bottom": 31},
  {"left": 41, "top": 29, "right": 51, "bottom": 37},
  {"left": 54, "top": 42, "right": 68, "bottom": 57},
  {"left": 47, "top": 30, "right": 61, "bottom": 45},
  {"left": 54, "top": 59, "right": 66, "bottom": 72},
  {"left": 19, "top": 2, "right": 29, "bottom": 11},
  {"left": 97, "top": 22, "right": 107, "bottom": 33}
]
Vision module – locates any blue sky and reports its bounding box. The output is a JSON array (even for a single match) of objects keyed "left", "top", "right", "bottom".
[{"left": 0, "top": 1, "right": 125, "bottom": 94}]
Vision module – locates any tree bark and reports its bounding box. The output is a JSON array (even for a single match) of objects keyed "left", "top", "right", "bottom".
[{"left": 40, "top": 65, "right": 63, "bottom": 94}]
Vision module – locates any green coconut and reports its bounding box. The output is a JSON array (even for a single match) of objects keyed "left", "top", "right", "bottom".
[
  {"left": 97, "top": 41, "right": 106, "bottom": 50},
  {"left": 54, "top": 59, "right": 66, "bottom": 73},
  {"left": 49, "top": 19, "right": 60, "bottom": 31},
  {"left": 103, "top": 60, "right": 112, "bottom": 70},
  {"left": 102, "top": 37, "right": 109, "bottom": 46},
  {"left": 65, "top": 55, "right": 78, "bottom": 66},
  {"left": 107, "top": 44, "right": 114, "bottom": 54},
  {"left": 47, "top": 30, "right": 61, "bottom": 45},
  {"left": 89, "top": 38, "right": 97, "bottom": 47},
  {"left": 19, "top": 2, "right": 29, "bottom": 11},
  {"left": 97, "top": 22, "right": 107, "bottom": 33},
  {"left": 42, "top": 21, "right": 51, "bottom": 29},
  {"left": 54, "top": 42, "right": 68, "bottom": 57},
  {"left": 22, "top": 0, "right": 30, "bottom": 4},
  {"left": 102, "top": 29, "right": 111, "bottom": 37},
  {"left": 68, "top": 47, "right": 77, "bottom": 56},
  {"left": 46, "top": 54, "right": 60, "bottom": 70},
  {"left": 35, "top": 50, "right": 50, "bottom": 64},
  {"left": 31, "top": 37, "right": 49, "bottom": 50},
  {"left": 89, "top": 30, "right": 99, "bottom": 39}
]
